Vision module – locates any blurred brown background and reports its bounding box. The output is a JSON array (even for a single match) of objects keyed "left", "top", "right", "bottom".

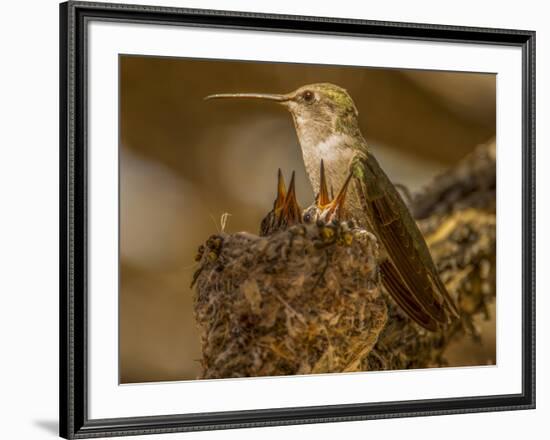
[{"left": 119, "top": 55, "right": 496, "bottom": 383}]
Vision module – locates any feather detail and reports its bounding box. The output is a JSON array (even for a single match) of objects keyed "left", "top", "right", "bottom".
[
  {"left": 352, "top": 153, "right": 458, "bottom": 329},
  {"left": 380, "top": 261, "right": 439, "bottom": 331}
]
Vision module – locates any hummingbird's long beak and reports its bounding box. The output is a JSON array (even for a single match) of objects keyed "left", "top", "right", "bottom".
[{"left": 204, "top": 92, "right": 290, "bottom": 103}]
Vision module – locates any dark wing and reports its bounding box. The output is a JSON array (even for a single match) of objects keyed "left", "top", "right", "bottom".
[
  {"left": 352, "top": 154, "right": 459, "bottom": 329},
  {"left": 379, "top": 260, "right": 439, "bottom": 331}
]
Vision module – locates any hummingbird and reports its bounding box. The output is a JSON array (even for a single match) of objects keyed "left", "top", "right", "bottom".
[{"left": 206, "top": 83, "right": 459, "bottom": 331}]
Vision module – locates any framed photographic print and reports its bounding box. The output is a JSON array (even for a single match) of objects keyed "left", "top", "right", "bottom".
[{"left": 59, "top": 1, "right": 536, "bottom": 438}]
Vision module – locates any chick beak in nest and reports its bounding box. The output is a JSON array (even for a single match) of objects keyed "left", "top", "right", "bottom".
[
  {"left": 273, "top": 168, "right": 287, "bottom": 222},
  {"left": 320, "top": 170, "right": 353, "bottom": 223},
  {"left": 260, "top": 169, "right": 288, "bottom": 236},
  {"left": 280, "top": 171, "right": 302, "bottom": 228},
  {"left": 260, "top": 169, "right": 303, "bottom": 236},
  {"left": 317, "top": 159, "right": 331, "bottom": 207}
]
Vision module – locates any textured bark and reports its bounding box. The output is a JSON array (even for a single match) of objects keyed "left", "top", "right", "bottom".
[{"left": 192, "top": 140, "right": 496, "bottom": 378}]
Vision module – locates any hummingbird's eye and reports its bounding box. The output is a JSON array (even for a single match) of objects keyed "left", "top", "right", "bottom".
[
  {"left": 303, "top": 213, "right": 312, "bottom": 223},
  {"left": 302, "top": 90, "right": 314, "bottom": 103}
]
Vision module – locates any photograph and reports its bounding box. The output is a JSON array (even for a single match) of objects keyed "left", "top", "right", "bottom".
[
  {"left": 119, "top": 55, "right": 497, "bottom": 383},
  {"left": 57, "top": 2, "right": 537, "bottom": 438}
]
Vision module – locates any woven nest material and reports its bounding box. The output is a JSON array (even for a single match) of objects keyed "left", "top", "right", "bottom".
[{"left": 192, "top": 222, "right": 388, "bottom": 379}]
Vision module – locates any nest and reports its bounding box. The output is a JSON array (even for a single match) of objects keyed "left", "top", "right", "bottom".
[{"left": 192, "top": 222, "right": 387, "bottom": 379}]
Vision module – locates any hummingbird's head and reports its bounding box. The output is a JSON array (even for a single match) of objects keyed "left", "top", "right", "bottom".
[
  {"left": 284, "top": 83, "right": 360, "bottom": 143},
  {"left": 205, "top": 83, "right": 360, "bottom": 143}
]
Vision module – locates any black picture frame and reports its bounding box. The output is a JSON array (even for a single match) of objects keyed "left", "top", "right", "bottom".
[{"left": 59, "top": 1, "right": 536, "bottom": 438}]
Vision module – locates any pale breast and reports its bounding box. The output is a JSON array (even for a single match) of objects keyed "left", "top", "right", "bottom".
[{"left": 300, "top": 134, "right": 363, "bottom": 218}]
